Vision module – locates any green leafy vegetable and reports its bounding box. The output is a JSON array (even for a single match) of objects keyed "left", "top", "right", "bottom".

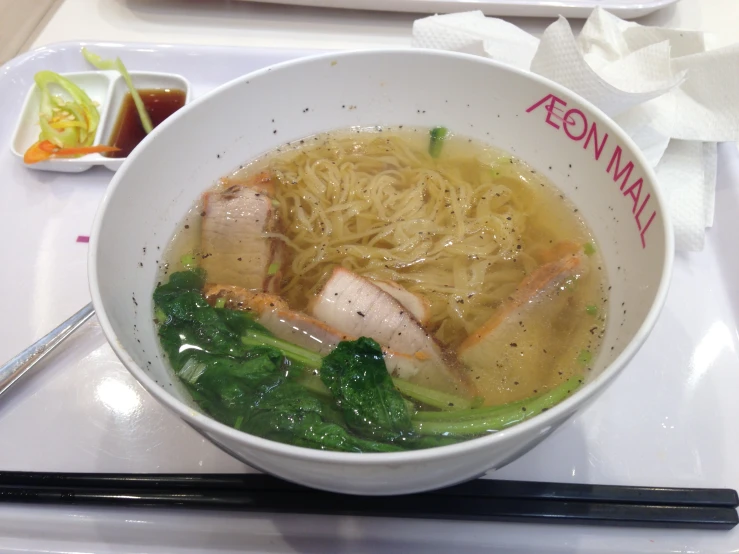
[
  {"left": 154, "top": 269, "right": 254, "bottom": 369},
  {"left": 242, "top": 379, "right": 403, "bottom": 453},
  {"left": 428, "top": 126, "right": 448, "bottom": 158},
  {"left": 82, "top": 47, "right": 154, "bottom": 134},
  {"left": 583, "top": 242, "right": 596, "bottom": 256},
  {"left": 585, "top": 304, "right": 597, "bottom": 316},
  {"left": 320, "top": 337, "right": 412, "bottom": 441}
]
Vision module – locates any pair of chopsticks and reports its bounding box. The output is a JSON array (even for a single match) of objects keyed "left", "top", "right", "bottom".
[{"left": 0, "top": 471, "right": 735, "bottom": 530}]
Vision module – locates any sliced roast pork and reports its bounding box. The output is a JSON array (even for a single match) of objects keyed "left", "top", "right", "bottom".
[
  {"left": 373, "top": 280, "right": 431, "bottom": 326},
  {"left": 307, "top": 268, "right": 469, "bottom": 393},
  {"left": 309, "top": 267, "right": 440, "bottom": 359},
  {"left": 200, "top": 173, "right": 284, "bottom": 293},
  {"left": 458, "top": 253, "right": 588, "bottom": 405}
]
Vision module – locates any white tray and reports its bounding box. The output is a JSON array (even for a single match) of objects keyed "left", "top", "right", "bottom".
[
  {"left": 0, "top": 41, "right": 738, "bottom": 553},
  {"left": 233, "top": 0, "right": 680, "bottom": 19}
]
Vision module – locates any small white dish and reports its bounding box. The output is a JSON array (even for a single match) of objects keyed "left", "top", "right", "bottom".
[{"left": 10, "top": 70, "right": 191, "bottom": 173}]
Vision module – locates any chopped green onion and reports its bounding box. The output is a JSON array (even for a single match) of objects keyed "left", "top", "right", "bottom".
[
  {"left": 214, "top": 297, "right": 227, "bottom": 309},
  {"left": 583, "top": 242, "right": 596, "bottom": 256},
  {"left": 82, "top": 47, "right": 154, "bottom": 134},
  {"left": 155, "top": 307, "right": 167, "bottom": 324},
  {"left": 428, "top": 126, "right": 448, "bottom": 158},
  {"left": 234, "top": 415, "right": 244, "bottom": 430},
  {"left": 180, "top": 253, "right": 196, "bottom": 269},
  {"left": 577, "top": 349, "right": 592, "bottom": 365},
  {"left": 585, "top": 304, "right": 597, "bottom": 316},
  {"left": 267, "top": 263, "right": 280, "bottom": 276}
]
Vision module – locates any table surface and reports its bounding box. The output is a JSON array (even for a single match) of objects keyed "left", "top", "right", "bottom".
[{"left": 3, "top": 0, "right": 739, "bottom": 551}]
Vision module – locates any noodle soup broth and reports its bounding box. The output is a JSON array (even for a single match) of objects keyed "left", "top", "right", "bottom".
[{"left": 154, "top": 127, "right": 608, "bottom": 452}]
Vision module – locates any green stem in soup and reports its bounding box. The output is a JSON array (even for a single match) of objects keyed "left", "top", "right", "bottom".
[
  {"left": 412, "top": 376, "right": 583, "bottom": 436},
  {"left": 241, "top": 330, "right": 323, "bottom": 368},
  {"left": 391, "top": 377, "right": 472, "bottom": 411}
]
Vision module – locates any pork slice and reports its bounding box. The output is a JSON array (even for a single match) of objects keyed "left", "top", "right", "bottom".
[
  {"left": 373, "top": 280, "right": 431, "bottom": 326},
  {"left": 308, "top": 267, "right": 471, "bottom": 394},
  {"left": 458, "top": 253, "right": 588, "bottom": 405},
  {"left": 309, "top": 267, "right": 441, "bottom": 360},
  {"left": 219, "top": 170, "right": 276, "bottom": 197},
  {"left": 204, "top": 283, "right": 462, "bottom": 388},
  {"left": 200, "top": 179, "right": 284, "bottom": 293}
]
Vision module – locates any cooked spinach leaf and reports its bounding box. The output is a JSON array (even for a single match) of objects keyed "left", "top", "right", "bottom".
[{"left": 320, "top": 337, "right": 412, "bottom": 441}]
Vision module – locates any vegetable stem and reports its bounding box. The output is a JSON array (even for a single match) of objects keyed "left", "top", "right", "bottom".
[
  {"left": 241, "top": 331, "right": 322, "bottom": 368},
  {"left": 412, "top": 375, "right": 583, "bottom": 436},
  {"left": 392, "top": 377, "right": 472, "bottom": 411},
  {"left": 412, "top": 396, "right": 531, "bottom": 422}
]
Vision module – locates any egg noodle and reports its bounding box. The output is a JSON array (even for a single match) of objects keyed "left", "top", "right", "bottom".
[{"left": 238, "top": 131, "right": 544, "bottom": 347}]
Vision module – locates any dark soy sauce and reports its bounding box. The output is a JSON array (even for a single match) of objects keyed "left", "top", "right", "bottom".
[{"left": 105, "top": 88, "right": 186, "bottom": 158}]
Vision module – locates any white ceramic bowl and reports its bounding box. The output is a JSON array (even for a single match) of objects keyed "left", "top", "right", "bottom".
[{"left": 89, "top": 50, "right": 673, "bottom": 495}]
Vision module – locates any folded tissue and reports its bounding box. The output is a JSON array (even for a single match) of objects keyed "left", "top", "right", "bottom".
[{"left": 412, "top": 8, "right": 739, "bottom": 251}]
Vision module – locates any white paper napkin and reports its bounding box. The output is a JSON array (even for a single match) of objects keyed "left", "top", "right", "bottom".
[{"left": 412, "top": 8, "right": 739, "bottom": 251}]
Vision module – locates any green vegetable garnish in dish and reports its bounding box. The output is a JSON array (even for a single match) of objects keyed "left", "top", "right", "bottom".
[
  {"left": 23, "top": 71, "right": 120, "bottom": 163},
  {"left": 82, "top": 47, "right": 154, "bottom": 134}
]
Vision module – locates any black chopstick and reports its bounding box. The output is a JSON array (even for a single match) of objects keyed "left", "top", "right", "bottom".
[
  {"left": 0, "top": 472, "right": 734, "bottom": 508},
  {"left": 0, "top": 471, "right": 734, "bottom": 530}
]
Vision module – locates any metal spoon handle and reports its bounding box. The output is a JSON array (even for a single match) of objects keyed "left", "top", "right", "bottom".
[{"left": 0, "top": 303, "right": 95, "bottom": 396}]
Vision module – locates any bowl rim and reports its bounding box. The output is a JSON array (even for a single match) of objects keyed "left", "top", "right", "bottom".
[{"left": 89, "top": 48, "right": 675, "bottom": 465}]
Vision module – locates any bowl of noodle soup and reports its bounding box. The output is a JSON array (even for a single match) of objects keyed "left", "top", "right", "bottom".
[{"left": 89, "top": 49, "right": 672, "bottom": 495}]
